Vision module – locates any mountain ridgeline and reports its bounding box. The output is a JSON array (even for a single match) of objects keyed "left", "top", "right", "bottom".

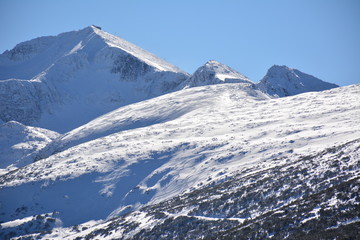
[{"left": 0, "top": 26, "right": 338, "bottom": 133}]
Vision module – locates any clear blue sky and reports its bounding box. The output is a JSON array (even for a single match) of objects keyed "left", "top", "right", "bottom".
[{"left": 1, "top": 0, "right": 359, "bottom": 86}]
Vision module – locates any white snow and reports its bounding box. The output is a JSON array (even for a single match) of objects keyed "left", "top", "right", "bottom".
[
  {"left": 300, "top": 206, "right": 321, "bottom": 224},
  {"left": 257, "top": 65, "right": 339, "bottom": 97},
  {"left": 192, "top": 215, "right": 246, "bottom": 223},
  {"left": 0, "top": 215, "right": 35, "bottom": 229},
  {"left": 179, "top": 60, "right": 253, "bottom": 88},
  {"left": 67, "top": 41, "right": 83, "bottom": 55},
  {"left": 0, "top": 26, "right": 189, "bottom": 133},
  {"left": 215, "top": 73, "right": 240, "bottom": 81},
  {"left": 1, "top": 26, "right": 358, "bottom": 240},
  {"left": 91, "top": 26, "right": 185, "bottom": 73},
  {"left": 0, "top": 121, "right": 59, "bottom": 175},
  {"left": 1, "top": 83, "right": 359, "bottom": 229}
]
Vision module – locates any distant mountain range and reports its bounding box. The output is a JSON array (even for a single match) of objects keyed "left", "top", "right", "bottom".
[{"left": 1, "top": 26, "right": 358, "bottom": 240}]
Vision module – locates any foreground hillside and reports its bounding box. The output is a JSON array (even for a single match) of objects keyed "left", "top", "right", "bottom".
[
  {"left": 33, "top": 138, "right": 360, "bottom": 239},
  {"left": 1, "top": 83, "right": 359, "bottom": 239}
]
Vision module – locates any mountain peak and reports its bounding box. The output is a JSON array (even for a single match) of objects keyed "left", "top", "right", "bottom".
[
  {"left": 78, "top": 25, "right": 104, "bottom": 36},
  {"left": 204, "top": 59, "right": 222, "bottom": 66},
  {"left": 90, "top": 25, "right": 102, "bottom": 30},
  {"left": 202, "top": 60, "right": 236, "bottom": 70},
  {"left": 72, "top": 25, "right": 102, "bottom": 34},
  {"left": 180, "top": 60, "right": 253, "bottom": 88},
  {"left": 268, "top": 64, "right": 292, "bottom": 72},
  {"left": 257, "top": 65, "right": 339, "bottom": 97},
  {"left": 0, "top": 27, "right": 189, "bottom": 132}
]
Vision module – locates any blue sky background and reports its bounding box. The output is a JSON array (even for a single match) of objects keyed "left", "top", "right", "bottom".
[{"left": 0, "top": 0, "right": 359, "bottom": 86}]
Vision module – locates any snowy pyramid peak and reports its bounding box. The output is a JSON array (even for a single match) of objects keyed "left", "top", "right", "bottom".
[
  {"left": 0, "top": 25, "right": 187, "bottom": 79},
  {"left": 180, "top": 60, "right": 253, "bottom": 88},
  {"left": 0, "top": 26, "right": 189, "bottom": 132},
  {"left": 257, "top": 65, "right": 339, "bottom": 97}
]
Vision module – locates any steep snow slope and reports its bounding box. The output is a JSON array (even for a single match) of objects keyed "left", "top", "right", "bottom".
[
  {"left": 179, "top": 60, "right": 253, "bottom": 88},
  {"left": 1, "top": 84, "right": 359, "bottom": 231},
  {"left": 257, "top": 65, "right": 339, "bottom": 97},
  {"left": 0, "top": 26, "right": 189, "bottom": 132},
  {"left": 0, "top": 121, "right": 59, "bottom": 176}
]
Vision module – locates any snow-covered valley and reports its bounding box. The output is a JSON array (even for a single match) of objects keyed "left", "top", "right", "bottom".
[{"left": 0, "top": 26, "right": 358, "bottom": 239}]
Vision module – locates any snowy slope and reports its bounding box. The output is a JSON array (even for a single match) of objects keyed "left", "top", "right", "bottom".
[
  {"left": 32, "top": 138, "right": 359, "bottom": 240},
  {"left": 1, "top": 83, "right": 359, "bottom": 234},
  {"left": 0, "top": 26, "right": 189, "bottom": 132},
  {"left": 257, "top": 65, "right": 339, "bottom": 97},
  {"left": 35, "top": 75, "right": 261, "bottom": 160},
  {"left": 179, "top": 60, "right": 253, "bottom": 88},
  {"left": 0, "top": 121, "right": 59, "bottom": 176}
]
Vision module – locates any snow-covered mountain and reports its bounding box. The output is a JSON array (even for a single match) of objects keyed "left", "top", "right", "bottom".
[
  {"left": 35, "top": 61, "right": 261, "bottom": 161},
  {"left": 180, "top": 60, "right": 253, "bottom": 88},
  {"left": 0, "top": 26, "right": 189, "bottom": 133},
  {"left": 0, "top": 26, "right": 340, "bottom": 134},
  {"left": 257, "top": 65, "right": 339, "bottom": 97},
  {"left": 1, "top": 26, "right": 358, "bottom": 240},
  {"left": 1, "top": 83, "right": 359, "bottom": 239},
  {"left": 0, "top": 121, "right": 59, "bottom": 176}
]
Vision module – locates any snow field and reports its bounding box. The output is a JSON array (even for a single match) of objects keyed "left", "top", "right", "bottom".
[{"left": 1, "top": 83, "right": 359, "bottom": 228}]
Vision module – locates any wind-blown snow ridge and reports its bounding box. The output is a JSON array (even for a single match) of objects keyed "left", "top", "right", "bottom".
[{"left": 90, "top": 26, "right": 186, "bottom": 73}]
